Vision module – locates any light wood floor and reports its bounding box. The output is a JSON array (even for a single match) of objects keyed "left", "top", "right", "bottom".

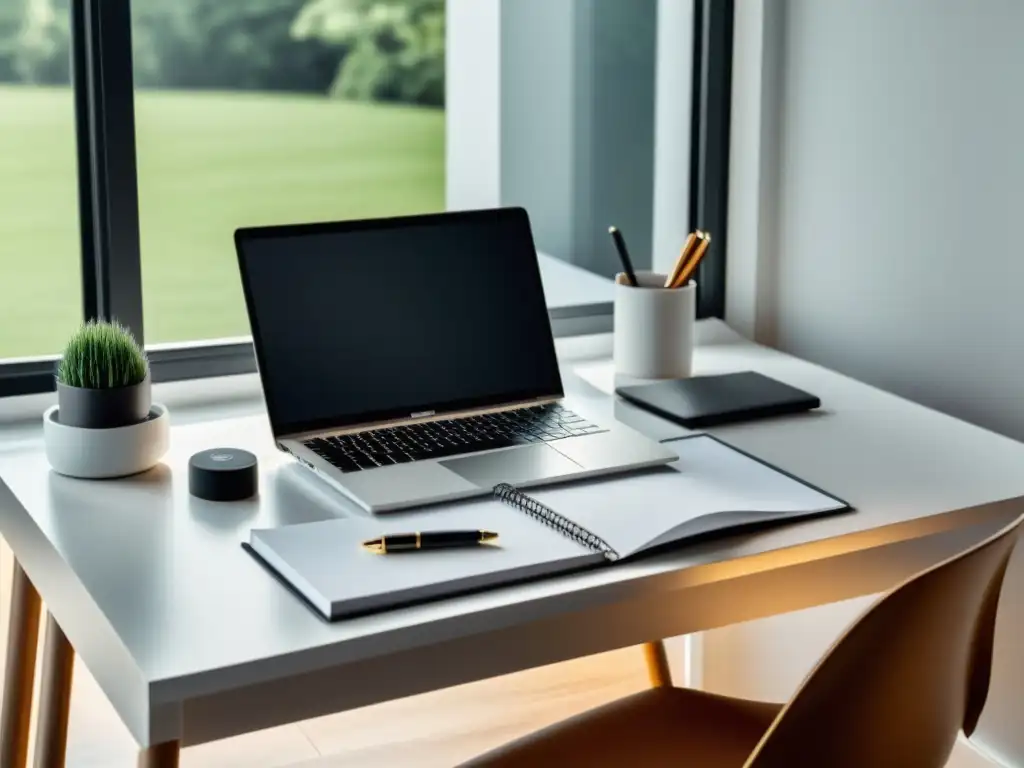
[
  {"left": 41, "top": 638, "right": 997, "bottom": 768},
  {"left": 57, "top": 640, "right": 651, "bottom": 767}
]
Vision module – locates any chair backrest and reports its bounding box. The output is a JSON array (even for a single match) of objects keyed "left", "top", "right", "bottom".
[{"left": 745, "top": 514, "right": 1023, "bottom": 768}]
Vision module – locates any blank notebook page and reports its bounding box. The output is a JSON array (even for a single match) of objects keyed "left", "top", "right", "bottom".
[{"left": 525, "top": 435, "right": 846, "bottom": 558}]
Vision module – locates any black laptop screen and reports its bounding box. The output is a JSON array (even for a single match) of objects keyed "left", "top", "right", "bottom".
[{"left": 236, "top": 208, "right": 564, "bottom": 437}]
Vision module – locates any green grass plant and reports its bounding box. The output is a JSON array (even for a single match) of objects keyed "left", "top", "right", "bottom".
[{"left": 56, "top": 321, "right": 149, "bottom": 389}]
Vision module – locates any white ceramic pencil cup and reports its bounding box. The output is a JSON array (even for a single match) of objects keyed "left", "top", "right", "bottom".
[{"left": 613, "top": 270, "right": 695, "bottom": 379}]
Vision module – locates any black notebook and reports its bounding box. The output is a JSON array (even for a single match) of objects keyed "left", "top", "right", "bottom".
[
  {"left": 247, "top": 435, "right": 850, "bottom": 620},
  {"left": 616, "top": 372, "right": 820, "bottom": 429}
]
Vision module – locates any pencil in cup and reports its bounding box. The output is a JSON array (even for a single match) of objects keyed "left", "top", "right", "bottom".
[
  {"left": 665, "top": 232, "right": 700, "bottom": 288},
  {"left": 669, "top": 231, "right": 711, "bottom": 289}
]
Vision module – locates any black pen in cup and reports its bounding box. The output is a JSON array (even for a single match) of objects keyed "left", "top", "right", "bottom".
[{"left": 608, "top": 226, "right": 639, "bottom": 287}]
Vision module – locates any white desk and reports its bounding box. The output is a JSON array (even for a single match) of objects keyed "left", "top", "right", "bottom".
[{"left": 2, "top": 321, "right": 1024, "bottom": 765}]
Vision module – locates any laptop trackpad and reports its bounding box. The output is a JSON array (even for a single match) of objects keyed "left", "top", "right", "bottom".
[{"left": 442, "top": 445, "right": 582, "bottom": 489}]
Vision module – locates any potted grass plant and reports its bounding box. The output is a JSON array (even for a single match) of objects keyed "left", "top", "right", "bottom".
[
  {"left": 44, "top": 321, "right": 169, "bottom": 478},
  {"left": 56, "top": 321, "right": 151, "bottom": 428}
]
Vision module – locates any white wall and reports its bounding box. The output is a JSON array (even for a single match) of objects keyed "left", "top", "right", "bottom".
[
  {"left": 446, "top": 0, "right": 501, "bottom": 211},
  {"left": 651, "top": 0, "right": 695, "bottom": 275},
  {"left": 447, "top": 0, "right": 664, "bottom": 277},
  {"left": 718, "top": 1, "right": 1024, "bottom": 766}
]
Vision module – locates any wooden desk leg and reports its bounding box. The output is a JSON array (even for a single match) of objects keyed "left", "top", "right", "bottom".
[
  {"left": 642, "top": 640, "right": 673, "bottom": 688},
  {"left": 34, "top": 613, "right": 74, "bottom": 768},
  {"left": 1, "top": 561, "right": 42, "bottom": 768},
  {"left": 138, "top": 741, "right": 180, "bottom": 768}
]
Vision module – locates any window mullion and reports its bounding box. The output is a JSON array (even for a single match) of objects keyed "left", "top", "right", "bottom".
[
  {"left": 73, "top": 0, "right": 145, "bottom": 342},
  {"left": 691, "top": 0, "right": 734, "bottom": 319}
]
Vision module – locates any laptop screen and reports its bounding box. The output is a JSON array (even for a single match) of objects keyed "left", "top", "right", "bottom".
[{"left": 236, "top": 208, "right": 564, "bottom": 438}]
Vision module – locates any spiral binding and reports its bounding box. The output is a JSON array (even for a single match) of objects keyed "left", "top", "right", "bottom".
[{"left": 493, "top": 483, "right": 620, "bottom": 561}]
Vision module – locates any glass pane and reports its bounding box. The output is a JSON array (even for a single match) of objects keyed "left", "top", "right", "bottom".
[
  {"left": 498, "top": 0, "right": 658, "bottom": 280},
  {"left": 132, "top": 0, "right": 446, "bottom": 344},
  {"left": 0, "top": 0, "right": 81, "bottom": 359}
]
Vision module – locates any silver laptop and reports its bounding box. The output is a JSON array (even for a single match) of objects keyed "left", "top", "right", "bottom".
[{"left": 235, "top": 207, "right": 676, "bottom": 513}]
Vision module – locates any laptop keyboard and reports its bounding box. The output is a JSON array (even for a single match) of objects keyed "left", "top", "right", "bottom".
[{"left": 302, "top": 403, "right": 607, "bottom": 474}]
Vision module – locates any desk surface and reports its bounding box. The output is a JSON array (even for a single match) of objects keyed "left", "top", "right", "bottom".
[{"left": 2, "top": 322, "right": 1023, "bottom": 748}]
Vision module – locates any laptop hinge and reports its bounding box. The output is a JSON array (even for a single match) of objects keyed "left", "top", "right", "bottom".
[{"left": 283, "top": 395, "right": 562, "bottom": 443}]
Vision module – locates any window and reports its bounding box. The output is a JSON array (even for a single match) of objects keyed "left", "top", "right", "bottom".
[
  {"left": 446, "top": 0, "right": 732, "bottom": 318},
  {"left": 0, "top": 0, "right": 732, "bottom": 396},
  {"left": 131, "top": 0, "right": 446, "bottom": 343},
  {"left": 0, "top": 0, "right": 81, "bottom": 359}
]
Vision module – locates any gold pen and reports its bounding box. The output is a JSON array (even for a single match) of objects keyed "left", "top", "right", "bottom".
[
  {"left": 671, "top": 231, "right": 712, "bottom": 289},
  {"left": 664, "top": 231, "right": 700, "bottom": 288},
  {"left": 362, "top": 530, "right": 499, "bottom": 554}
]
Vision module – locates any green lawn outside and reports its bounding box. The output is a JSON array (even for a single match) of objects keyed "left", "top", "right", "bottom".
[{"left": 0, "top": 85, "right": 445, "bottom": 359}]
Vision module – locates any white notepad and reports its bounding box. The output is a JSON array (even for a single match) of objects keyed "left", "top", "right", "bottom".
[{"left": 248, "top": 435, "right": 850, "bottom": 619}]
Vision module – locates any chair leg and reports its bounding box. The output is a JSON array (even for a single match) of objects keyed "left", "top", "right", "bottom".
[
  {"left": 1, "top": 561, "right": 42, "bottom": 768},
  {"left": 138, "top": 741, "right": 180, "bottom": 768},
  {"left": 34, "top": 613, "right": 75, "bottom": 768},
  {"left": 642, "top": 640, "right": 673, "bottom": 688}
]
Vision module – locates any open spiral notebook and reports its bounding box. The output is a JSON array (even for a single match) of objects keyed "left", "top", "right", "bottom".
[{"left": 247, "top": 434, "right": 851, "bottom": 620}]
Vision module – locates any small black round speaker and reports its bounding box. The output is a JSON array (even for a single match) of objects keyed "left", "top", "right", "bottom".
[{"left": 189, "top": 448, "right": 258, "bottom": 501}]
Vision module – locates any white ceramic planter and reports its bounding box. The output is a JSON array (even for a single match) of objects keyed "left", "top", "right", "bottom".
[{"left": 43, "top": 403, "right": 170, "bottom": 479}]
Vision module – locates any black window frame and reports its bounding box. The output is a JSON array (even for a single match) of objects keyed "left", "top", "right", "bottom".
[
  {"left": 691, "top": 0, "right": 734, "bottom": 319},
  {"left": 0, "top": 0, "right": 733, "bottom": 399}
]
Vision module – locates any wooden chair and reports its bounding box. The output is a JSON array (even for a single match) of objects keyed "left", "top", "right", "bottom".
[{"left": 462, "top": 514, "right": 1022, "bottom": 768}]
